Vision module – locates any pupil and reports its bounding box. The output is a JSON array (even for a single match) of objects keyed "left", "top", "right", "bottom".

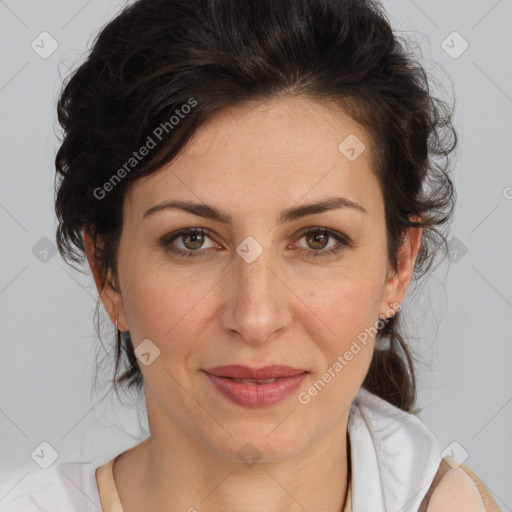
[
  {"left": 186, "top": 232, "right": 203, "bottom": 249},
  {"left": 311, "top": 232, "right": 327, "bottom": 249}
]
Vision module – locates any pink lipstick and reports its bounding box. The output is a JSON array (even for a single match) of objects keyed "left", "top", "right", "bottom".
[{"left": 202, "top": 365, "right": 308, "bottom": 407}]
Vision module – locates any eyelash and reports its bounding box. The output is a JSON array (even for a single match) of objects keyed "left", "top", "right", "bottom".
[{"left": 160, "top": 227, "right": 352, "bottom": 260}]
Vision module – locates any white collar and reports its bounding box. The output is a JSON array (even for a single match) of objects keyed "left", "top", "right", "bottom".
[{"left": 348, "top": 388, "right": 442, "bottom": 512}]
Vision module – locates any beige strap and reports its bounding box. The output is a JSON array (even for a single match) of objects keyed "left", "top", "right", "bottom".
[
  {"left": 418, "top": 457, "right": 501, "bottom": 512},
  {"left": 95, "top": 456, "right": 125, "bottom": 512}
]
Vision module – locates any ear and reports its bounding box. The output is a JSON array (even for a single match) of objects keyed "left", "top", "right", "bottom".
[
  {"left": 379, "top": 216, "right": 423, "bottom": 319},
  {"left": 82, "top": 227, "right": 129, "bottom": 331}
]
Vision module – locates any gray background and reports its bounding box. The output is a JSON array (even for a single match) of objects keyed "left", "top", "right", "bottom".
[{"left": 1, "top": 0, "right": 511, "bottom": 509}]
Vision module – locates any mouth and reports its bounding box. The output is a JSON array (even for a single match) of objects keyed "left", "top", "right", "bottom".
[{"left": 202, "top": 365, "right": 309, "bottom": 407}]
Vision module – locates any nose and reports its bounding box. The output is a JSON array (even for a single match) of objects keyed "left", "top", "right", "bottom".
[{"left": 219, "top": 239, "right": 293, "bottom": 345}]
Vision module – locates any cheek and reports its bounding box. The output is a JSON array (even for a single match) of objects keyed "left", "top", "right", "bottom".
[
  {"left": 303, "top": 256, "right": 387, "bottom": 336},
  {"left": 296, "top": 279, "right": 381, "bottom": 409},
  {"left": 305, "top": 281, "right": 380, "bottom": 360},
  {"left": 297, "top": 253, "right": 387, "bottom": 377},
  {"left": 119, "top": 258, "right": 217, "bottom": 349}
]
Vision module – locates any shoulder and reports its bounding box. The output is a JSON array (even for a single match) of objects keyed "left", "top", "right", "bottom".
[
  {"left": 0, "top": 461, "right": 102, "bottom": 512},
  {"left": 428, "top": 466, "right": 485, "bottom": 512}
]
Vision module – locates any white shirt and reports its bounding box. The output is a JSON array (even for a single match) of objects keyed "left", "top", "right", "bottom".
[
  {"left": 0, "top": 460, "right": 102, "bottom": 511},
  {"left": 348, "top": 388, "right": 442, "bottom": 511},
  {"left": 0, "top": 388, "right": 442, "bottom": 512}
]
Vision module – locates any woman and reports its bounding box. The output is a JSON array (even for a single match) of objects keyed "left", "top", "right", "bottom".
[{"left": 1, "top": 0, "right": 501, "bottom": 510}]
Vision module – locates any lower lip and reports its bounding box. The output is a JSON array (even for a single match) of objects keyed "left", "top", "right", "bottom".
[{"left": 204, "top": 372, "right": 308, "bottom": 407}]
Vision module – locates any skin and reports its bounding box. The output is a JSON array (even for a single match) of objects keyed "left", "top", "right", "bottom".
[
  {"left": 84, "top": 95, "right": 423, "bottom": 512},
  {"left": 429, "top": 468, "right": 485, "bottom": 512}
]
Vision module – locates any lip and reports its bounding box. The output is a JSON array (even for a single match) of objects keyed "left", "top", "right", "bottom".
[
  {"left": 202, "top": 365, "right": 308, "bottom": 407},
  {"left": 204, "top": 365, "right": 307, "bottom": 380}
]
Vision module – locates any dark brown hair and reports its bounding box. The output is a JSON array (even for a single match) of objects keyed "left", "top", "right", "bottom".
[{"left": 54, "top": 0, "right": 456, "bottom": 412}]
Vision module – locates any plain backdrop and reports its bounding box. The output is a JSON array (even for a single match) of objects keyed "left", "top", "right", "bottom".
[{"left": 1, "top": 0, "right": 511, "bottom": 509}]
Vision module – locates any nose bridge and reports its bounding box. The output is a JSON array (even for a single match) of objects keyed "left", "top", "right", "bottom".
[
  {"left": 238, "top": 241, "right": 274, "bottom": 296},
  {"left": 225, "top": 234, "right": 291, "bottom": 343}
]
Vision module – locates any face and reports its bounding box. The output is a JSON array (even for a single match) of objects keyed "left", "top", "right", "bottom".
[{"left": 86, "top": 95, "right": 420, "bottom": 462}]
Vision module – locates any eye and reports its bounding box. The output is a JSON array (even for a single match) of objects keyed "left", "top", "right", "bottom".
[
  {"left": 160, "top": 227, "right": 353, "bottom": 259},
  {"left": 161, "top": 228, "right": 218, "bottom": 258},
  {"left": 294, "top": 227, "right": 352, "bottom": 259}
]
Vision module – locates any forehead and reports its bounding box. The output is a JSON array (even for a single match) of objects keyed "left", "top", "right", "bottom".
[
  {"left": 184, "top": 95, "right": 372, "bottom": 160},
  {"left": 124, "top": 95, "right": 382, "bottom": 222}
]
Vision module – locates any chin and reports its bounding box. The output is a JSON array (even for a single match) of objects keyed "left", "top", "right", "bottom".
[{"left": 197, "top": 416, "right": 319, "bottom": 465}]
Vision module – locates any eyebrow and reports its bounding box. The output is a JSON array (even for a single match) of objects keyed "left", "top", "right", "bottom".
[{"left": 142, "top": 196, "right": 367, "bottom": 224}]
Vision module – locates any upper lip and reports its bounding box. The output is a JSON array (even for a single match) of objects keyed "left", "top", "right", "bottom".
[{"left": 203, "top": 365, "right": 307, "bottom": 380}]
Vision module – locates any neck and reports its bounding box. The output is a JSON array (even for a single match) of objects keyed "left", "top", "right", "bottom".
[{"left": 113, "top": 407, "right": 350, "bottom": 512}]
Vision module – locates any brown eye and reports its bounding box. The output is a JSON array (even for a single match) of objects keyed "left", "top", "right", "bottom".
[
  {"left": 305, "top": 230, "right": 330, "bottom": 250},
  {"left": 181, "top": 230, "right": 206, "bottom": 250},
  {"left": 161, "top": 227, "right": 352, "bottom": 260},
  {"left": 295, "top": 228, "right": 352, "bottom": 259},
  {"left": 161, "top": 228, "right": 217, "bottom": 258}
]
